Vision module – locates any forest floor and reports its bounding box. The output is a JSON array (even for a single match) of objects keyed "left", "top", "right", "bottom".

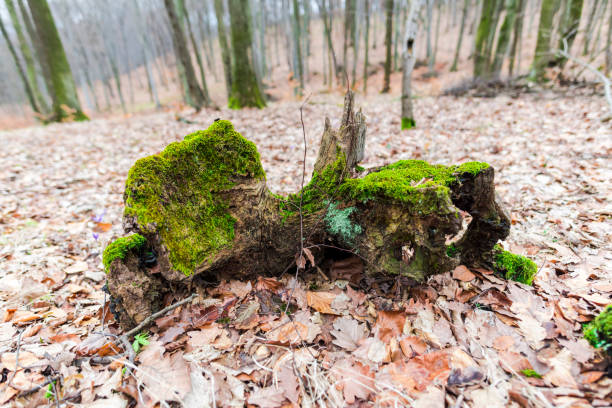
[{"left": 0, "top": 90, "right": 611, "bottom": 407}]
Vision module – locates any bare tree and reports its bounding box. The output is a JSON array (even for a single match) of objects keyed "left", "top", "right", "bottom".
[{"left": 401, "top": 0, "right": 425, "bottom": 129}]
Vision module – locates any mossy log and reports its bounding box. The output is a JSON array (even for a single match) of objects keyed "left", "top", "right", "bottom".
[{"left": 106, "top": 92, "right": 511, "bottom": 328}]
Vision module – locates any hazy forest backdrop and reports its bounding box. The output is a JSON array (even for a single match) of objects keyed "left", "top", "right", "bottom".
[{"left": 0, "top": 0, "right": 611, "bottom": 407}]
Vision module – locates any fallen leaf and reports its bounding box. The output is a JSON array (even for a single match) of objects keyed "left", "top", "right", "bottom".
[
  {"left": 331, "top": 317, "right": 367, "bottom": 351},
  {"left": 306, "top": 291, "right": 338, "bottom": 314},
  {"left": 452, "top": 265, "right": 476, "bottom": 282}
]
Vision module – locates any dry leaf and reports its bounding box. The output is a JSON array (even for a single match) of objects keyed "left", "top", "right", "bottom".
[
  {"left": 331, "top": 317, "right": 367, "bottom": 351},
  {"left": 452, "top": 265, "right": 476, "bottom": 282}
]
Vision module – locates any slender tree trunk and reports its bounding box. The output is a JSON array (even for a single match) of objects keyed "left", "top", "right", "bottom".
[
  {"left": 402, "top": 0, "right": 425, "bottom": 129},
  {"left": 179, "top": 0, "right": 212, "bottom": 107},
  {"left": 382, "top": 0, "right": 394, "bottom": 92},
  {"left": 508, "top": 0, "right": 525, "bottom": 75},
  {"left": 318, "top": 0, "right": 340, "bottom": 83},
  {"left": 0, "top": 15, "right": 40, "bottom": 115},
  {"left": 164, "top": 0, "right": 206, "bottom": 110},
  {"left": 492, "top": 0, "right": 518, "bottom": 76},
  {"left": 5, "top": 0, "right": 48, "bottom": 114},
  {"left": 530, "top": 0, "right": 557, "bottom": 81},
  {"left": 351, "top": 0, "right": 361, "bottom": 87},
  {"left": 228, "top": 0, "right": 266, "bottom": 108},
  {"left": 606, "top": 0, "right": 612, "bottom": 75},
  {"left": 19, "top": 0, "right": 52, "bottom": 106},
  {"left": 582, "top": 0, "right": 600, "bottom": 55},
  {"left": 214, "top": 0, "right": 233, "bottom": 98},
  {"left": 450, "top": 0, "right": 469, "bottom": 71},
  {"left": 553, "top": 0, "right": 583, "bottom": 66},
  {"left": 473, "top": 0, "right": 497, "bottom": 78},
  {"left": 363, "top": 0, "right": 371, "bottom": 92},
  {"left": 425, "top": 0, "right": 433, "bottom": 70},
  {"left": 27, "top": 0, "right": 87, "bottom": 121},
  {"left": 291, "top": 0, "right": 305, "bottom": 94},
  {"left": 431, "top": 0, "right": 442, "bottom": 74}
]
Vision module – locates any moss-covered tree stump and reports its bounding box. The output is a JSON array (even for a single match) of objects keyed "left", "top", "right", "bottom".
[{"left": 105, "top": 92, "right": 512, "bottom": 328}]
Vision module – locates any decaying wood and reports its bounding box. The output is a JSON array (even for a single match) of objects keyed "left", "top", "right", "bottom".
[{"left": 107, "top": 91, "right": 510, "bottom": 329}]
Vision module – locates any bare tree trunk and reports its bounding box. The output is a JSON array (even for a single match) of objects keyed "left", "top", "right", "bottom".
[
  {"left": 5, "top": 0, "right": 48, "bottom": 114},
  {"left": 318, "top": 0, "right": 340, "bottom": 83},
  {"left": 228, "top": 0, "right": 266, "bottom": 108},
  {"left": 179, "top": 0, "right": 213, "bottom": 107},
  {"left": 508, "top": 0, "right": 525, "bottom": 75},
  {"left": 450, "top": 0, "right": 469, "bottom": 71},
  {"left": 0, "top": 15, "right": 40, "bottom": 115},
  {"left": 492, "top": 0, "right": 518, "bottom": 76},
  {"left": 474, "top": 0, "right": 498, "bottom": 78},
  {"left": 606, "top": 0, "right": 612, "bottom": 75},
  {"left": 431, "top": 0, "right": 442, "bottom": 74},
  {"left": 214, "top": 0, "right": 233, "bottom": 98},
  {"left": 291, "top": 0, "right": 305, "bottom": 94},
  {"left": 363, "top": 0, "right": 371, "bottom": 92},
  {"left": 382, "top": 0, "right": 394, "bottom": 92},
  {"left": 582, "top": 0, "right": 601, "bottom": 55},
  {"left": 530, "top": 0, "right": 557, "bottom": 81},
  {"left": 402, "top": 0, "right": 424, "bottom": 129},
  {"left": 27, "top": 0, "right": 87, "bottom": 121},
  {"left": 164, "top": 0, "right": 206, "bottom": 110}
]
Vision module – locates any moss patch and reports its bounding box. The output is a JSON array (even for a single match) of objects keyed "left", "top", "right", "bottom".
[
  {"left": 583, "top": 305, "right": 612, "bottom": 353},
  {"left": 446, "top": 243, "right": 459, "bottom": 257},
  {"left": 520, "top": 369, "right": 542, "bottom": 378},
  {"left": 339, "top": 160, "right": 490, "bottom": 214},
  {"left": 123, "top": 120, "right": 265, "bottom": 275},
  {"left": 401, "top": 117, "right": 416, "bottom": 130},
  {"left": 493, "top": 244, "right": 537, "bottom": 285},
  {"left": 103, "top": 234, "right": 146, "bottom": 273},
  {"left": 324, "top": 201, "right": 363, "bottom": 244}
]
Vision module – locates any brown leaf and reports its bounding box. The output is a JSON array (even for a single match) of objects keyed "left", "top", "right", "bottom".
[
  {"left": 492, "top": 335, "right": 515, "bottom": 351},
  {"left": 331, "top": 317, "right": 367, "bottom": 351},
  {"left": 136, "top": 340, "right": 192, "bottom": 403},
  {"left": 306, "top": 291, "right": 338, "bottom": 314},
  {"left": 452, "top": 265, "right": 476, "bottom": 282},
  {"left": 374, "top": 310, "right": 406, "bottom": 343},
  {"left": 400, "top": 336, "right": 428, "bottom": 358},
  {"left": 248, "top": 386, "right": 286, "bottom": 408},
  {"left": 335, "top": 360, "right": 374, "bottom": 403}
]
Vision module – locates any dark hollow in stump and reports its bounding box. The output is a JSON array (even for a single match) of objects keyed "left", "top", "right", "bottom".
[{"left": 105, "top": 92, "right": 510, "bottom": 328}]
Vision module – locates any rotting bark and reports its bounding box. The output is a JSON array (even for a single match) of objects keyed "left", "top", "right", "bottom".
[{"left": 106, "top": 92, "right": 511, "bottom": 329}]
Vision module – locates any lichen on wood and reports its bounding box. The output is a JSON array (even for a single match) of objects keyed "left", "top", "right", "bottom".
[{"left": 106, "top": 91, "right": 512, "bottom": 328}]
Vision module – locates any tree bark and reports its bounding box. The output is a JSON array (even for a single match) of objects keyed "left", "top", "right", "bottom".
[
  {"left": 178, "top": 0, "right": 213, "bottom": 107},
  {"left": 107, "top": 92, "right": 511, "bottom": 329},
  {"left": 363, "top": 0, "right": 371, "bottom": 92},
  {"left": 401, "top": 0, "right": 425, "bottom": 129},
  {"left": 5, "top": 0, "right": 48, "bottom": 114},
  {"left": 228, "top": 0, "right": 266, "bottom": 108},
  {"left": 530, "top": 0, "right": 557, "bottom": 81},
  {"left": 318, "top": 0, "right": 340, "bottom": 83},
  {"left": 450, "top": 0, "right": 469, "bottom": 72},
  {"left": 473, "top": 0, "right": 498, "bottom": 78},
  {"left": 292, "top": 0, "right": 305, "bottom": 94},
  {"left": 0, "top": 14, "right": 39, "bottom": 115},
  {"left": 214, "top": 0, "right": 233, "bottom": 98},
  {"left": 382, "top": 0, "right": 394, "bottom": 92},
  {"left": 492, "top": 0, "right": 518, "bottom": 76},
  {"left": 164, "top": 0, "right": 206, "bottom": 110},
  {"left": 508, "top": 0, "right": 525, "bottom": 75},
  {"left": 27, "top": 0, "right": 87, "bottom": 121}
]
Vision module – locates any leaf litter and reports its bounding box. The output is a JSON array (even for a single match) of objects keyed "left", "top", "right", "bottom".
[{"left": 0, "top": 92, "right": 610, "bottom": 406}]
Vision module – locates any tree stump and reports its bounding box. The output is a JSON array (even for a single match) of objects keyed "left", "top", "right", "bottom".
[{"left": 105, "top": 92, "right": 511, "bottom": 328}]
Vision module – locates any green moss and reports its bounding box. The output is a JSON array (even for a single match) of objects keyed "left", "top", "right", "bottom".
[
  {"left": 279, "top": 149, "right": 347, "bottom": 221},
  {"left": 446, "top": 243, "right": 459, "bottom": 257},
  {"left": 520, "top": 369, "right": 542, "bottom": 378},
  {"left": 123, "top": 120, "right": 265, "bottom": 276},
  {"left": 339, "top": 160, "right": 489, "bottom": 215},
  {"left": 583, "top": 305, "right": 612, "bottom": 353},
  {"left": 103, "top": 234, "right": 146, "bottom": 273},
  {"left": 324, "top": 201, "right": 363, "bottom": 244},
  {"left": 493, "top": 244, "right": 537, "bottom": 285},
  {"left": 401, "top": 117, "right": 416, "bottom": 130}
]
